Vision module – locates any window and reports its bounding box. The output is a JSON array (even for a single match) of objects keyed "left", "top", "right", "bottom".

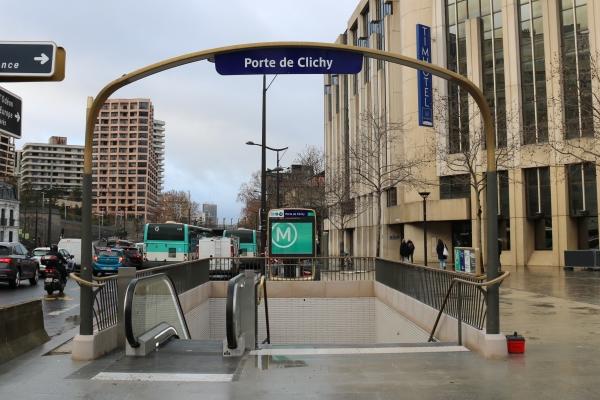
[
  {"left": 446, "top": 0, "right": 506, "bottom": 151},
  {"left": 440, "top": 174, "right": 470, "bottom": 199},
  {"left": 524, "top": 167, "right": 552, "bottom": 250},
  {"left": 519, "top": 0, "right": 548, "bottom": 144},
  {"left": 386, "top": 187, "right": 397, "bottom": 207},
  {"left": 8, "top": 231, "right": 13, "bottom": 242},
  {"left": 350, "top": 24, "right": 359, "bottom": 95},
  {"left": 567, "top": 162, "right": 597, "bottom": 216},
  {"left": 498, "top": 170, "right": 510, "bottom": 250},
  {"left": 361, "top": 6, "right": 370, "bottom": 83},
  {"left": 561, "top": 0, "right": 592, "bottom": 138}
]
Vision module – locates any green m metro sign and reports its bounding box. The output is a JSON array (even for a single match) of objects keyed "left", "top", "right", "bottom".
[{"left": 268, "top": 208, "right": 316, "bottom": 257}]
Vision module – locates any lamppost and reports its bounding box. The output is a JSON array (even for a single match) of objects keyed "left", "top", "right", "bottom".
[
  {"left": 246, "top": 142, "right": 288, "bottom": 207},
  {"left": 246, "top": 137, "right": 287, "bottom": 254},
  {"left": 418, "top": 191, "right": 430, "bottom": 266}
]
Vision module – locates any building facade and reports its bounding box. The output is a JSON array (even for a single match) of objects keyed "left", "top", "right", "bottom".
[
  {"left": 0, "top": 133, "right": 16, "bottom": 177},
  {"left": 0, "top": 182, "right": 19, "bottom": 242},
  {"left": 202, "top": 203, "right": 218, "bottom": 226},
  {"left": 18, "top": 136, "right": 84, "bottom": 191},
  {"left": 325, "top": 0, "right": 600, "bottom": 268},
  {"left": 92, "top": 99, "right": 162, "bottom": 223},
  {"left": 153, "top": 119, "right": 166, "bottom": 192}
]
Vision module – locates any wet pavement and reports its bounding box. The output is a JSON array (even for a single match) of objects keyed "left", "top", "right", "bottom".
[
  {"left": 0, "top": 280, "right": 81, "bottom": 337},
  {"left": 1, "top": 268, "right": 599, "bottom": 399},
  {"left": 502, "top": 265, "right": 600, "bottom": 306}
]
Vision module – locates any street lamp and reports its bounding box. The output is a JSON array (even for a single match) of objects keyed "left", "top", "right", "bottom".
[
  {"left": 418, "top": 191, "right": 430, "bottom": 266},
  {"left": 246, "top": 141, "right": 288, "bottom": 208},
  {"left": 246, "top": 137, "right": 287, "bottom": 255}
]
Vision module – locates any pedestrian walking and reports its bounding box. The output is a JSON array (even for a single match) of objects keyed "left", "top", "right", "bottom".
[
  {"left": 400, "top": 239, "right": 408, "bottom": 262},
  {"left": 406, "top": 240, "right": 415, "bottom": 263},
  {"left": 436, "top": 239, "right": 448, "bottom": 270}
]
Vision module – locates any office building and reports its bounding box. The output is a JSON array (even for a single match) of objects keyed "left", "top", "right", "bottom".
[
  {"left": 92, "top": 98, "right": 162, "bottom": 222},
  {"left": 324, "top": 0, "right": 600, "bottom": 268},
  {"left": 0, "top": 133, "right": 16, "bottom": 177},
  {"left": 18, "top": 136, "right": 84, "bottom": 191},
  {"left": 202, "top": 203, "right": 218, "bottom": 226},
  {"left": 153, "top": 119, "right": 166, "bottom": 192}
]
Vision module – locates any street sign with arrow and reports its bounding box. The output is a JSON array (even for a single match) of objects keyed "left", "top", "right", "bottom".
[
  {"left": 0, "top": 41, "right": 64, "bottom": 80},
  {"left": 0, "top": 86, "right": 22, "bottom": 139}
]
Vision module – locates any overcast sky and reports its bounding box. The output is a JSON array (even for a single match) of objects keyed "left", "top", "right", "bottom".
[{"left": 2, "top": 0, "right": 357, "bottom": 221}]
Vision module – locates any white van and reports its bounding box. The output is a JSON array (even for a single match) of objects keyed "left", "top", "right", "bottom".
[{"left": 57, "top": 238, "right": 82, "bottom": 269}]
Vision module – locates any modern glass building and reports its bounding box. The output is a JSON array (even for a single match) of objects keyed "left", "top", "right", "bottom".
[{"left": 324, "top": 0, "right": 600, "bottom": 268}]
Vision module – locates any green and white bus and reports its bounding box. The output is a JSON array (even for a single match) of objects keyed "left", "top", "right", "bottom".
[
  {"left": 144, "top": 222, "right": 213, "bottom": 263},
  {"left": 223, "top": 229, "right": 259, "bottom": 257}
]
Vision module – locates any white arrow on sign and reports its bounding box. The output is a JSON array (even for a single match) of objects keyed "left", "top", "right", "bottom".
[
  {"left": 33, "top": 53, "right": 49, "bottom": 65},
  {"left": 15, "top": 113, "right": 20, "bottom": 122}
]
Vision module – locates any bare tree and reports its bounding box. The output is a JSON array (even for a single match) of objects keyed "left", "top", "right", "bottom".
[
  {"left": 237, "top": 171, "right": 262, "bottom": 229},
  {"left": 325, "top": 161, "right": 366, "bottom": 254},
  {"left": 546, "top": 53, "right": 600, "bottom": 166},
  {"left": 349, "top": 111, "right": 426, "bottom": 258},
  {"left": 158, "top": 190, "right": 199, "bottom": 224},
  {"left": 433, "top": 93, "right": 519, "bottom": 270}
]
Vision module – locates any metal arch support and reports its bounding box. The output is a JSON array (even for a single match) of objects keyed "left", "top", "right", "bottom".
[{"left": 80, "top": 41, "right": 499, "bottom": 335}]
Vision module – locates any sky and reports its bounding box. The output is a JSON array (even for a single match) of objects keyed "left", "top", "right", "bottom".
[{"left": 1, "top": 0, "right": 358, "bottom": 222}]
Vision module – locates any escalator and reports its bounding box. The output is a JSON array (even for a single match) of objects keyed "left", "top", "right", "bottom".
[{"left": 123, "top": 270, "right": 267, "bottom": 357}]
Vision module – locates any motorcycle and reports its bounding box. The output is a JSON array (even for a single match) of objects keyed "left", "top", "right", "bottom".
[{"left": 41, "top": 255, "right": 67, "bottom": 295}]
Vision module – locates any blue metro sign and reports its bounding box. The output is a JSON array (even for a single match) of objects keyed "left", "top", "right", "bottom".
[{"left": 215, "top": 47, "right": 363, "bottom": 75}]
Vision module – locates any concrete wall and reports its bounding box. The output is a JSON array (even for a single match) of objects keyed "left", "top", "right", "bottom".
[{"left": 0, "top": 300, "right": 49, "bottom": 364}]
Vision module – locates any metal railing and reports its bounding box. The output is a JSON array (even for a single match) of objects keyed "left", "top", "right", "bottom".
[
  {"left": 70, "top": 273, "right": 118, "bottom": 332},
  {"left": 71, "top": 258, "right": 209, "bottom": 333},
  {"left": 135, "top": 258, "right": 210, "bottom": 294},
  {"left": 428, "top": 271, "right": 510, "bottom": 345},
  {"left": 208, "top": 256, "right": 375, "bottom": 281},
  {"left": 376, "top": 259, "right": 488, "bottom": 330}
]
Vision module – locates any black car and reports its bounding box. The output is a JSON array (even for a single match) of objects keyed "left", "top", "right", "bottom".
[{"left": 0, "top": 242, "right": 40, "bottom": 288}]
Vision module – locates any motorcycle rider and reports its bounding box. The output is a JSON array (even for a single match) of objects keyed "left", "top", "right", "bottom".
[{"left": 47, "top": 244, "right": 68, "bottom": 283}]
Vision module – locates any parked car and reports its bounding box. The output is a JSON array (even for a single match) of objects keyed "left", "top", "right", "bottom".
[
  {"left": 123, "top": 247, "right": 144, "bottom": 269},
  {"left": 0, "top": 242, "right": 40, "bottom": 288},
  {"left": 93, "top": 248, "right": 125, "bottom": 276},
  {"left": 57, "top": 238, "right": 81, "bottom": 271},
  {"left": 32, "top": 247, "right": 50, "bottom": 276}
]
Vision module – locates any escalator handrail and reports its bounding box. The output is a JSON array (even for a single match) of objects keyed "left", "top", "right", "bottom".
[
  {"left": 226, "top": 273, "right": 245, "bottom": 349},
  {"left": 124, "top": 272, "right": 191, "bottom": 348}
]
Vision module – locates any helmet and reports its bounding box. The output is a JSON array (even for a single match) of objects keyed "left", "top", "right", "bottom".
[{"left": 50, "top": 244, "right": 58, "bottom": 252}]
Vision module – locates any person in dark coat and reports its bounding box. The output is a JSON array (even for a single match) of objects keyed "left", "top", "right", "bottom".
[
  {"left": 436, "top": 239, "right": 448, "bottom": 270},
  {"left": 400, "top": 239, "right": 408, "bottom": 262},
  {"left": 406, "top": 240, "right": 415, "bottom": 263}
]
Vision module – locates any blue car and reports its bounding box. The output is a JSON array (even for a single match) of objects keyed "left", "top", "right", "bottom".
[{"left": 93, "top": 248, "right": 124, "bottom": 276}]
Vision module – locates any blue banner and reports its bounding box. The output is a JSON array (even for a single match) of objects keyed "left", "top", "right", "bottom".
[
  {"left": 417, "top": 24, "right": 433, "bottom": 127},
  {"left": 215, "top": 48, "right": 363, "bottom": 75}
]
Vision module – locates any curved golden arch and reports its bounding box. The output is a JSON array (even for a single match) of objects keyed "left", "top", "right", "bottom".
[
  {"left": 80, "top": 41, "right": 500, "bottom": 336},
  {"left": 84, "top": 41, "right": 495, "bottom": 174}
]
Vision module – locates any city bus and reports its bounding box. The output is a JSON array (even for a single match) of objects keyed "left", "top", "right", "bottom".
[
  {"left": 144, "top": 222, "right": 214, "bottom": 263},
  {"left": 223, "top": 228, "right": 259, "bottom": 257}
]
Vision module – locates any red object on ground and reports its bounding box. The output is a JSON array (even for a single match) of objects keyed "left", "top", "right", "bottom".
[{"left": 506, "top": 332, "right": 525, "bottom": 354}]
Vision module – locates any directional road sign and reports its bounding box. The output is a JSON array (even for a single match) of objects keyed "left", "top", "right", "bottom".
[
  {"left": 0, "top": 42, "right": 57, "bottom": 77},
  {"left": 0, "top": 86, "right": 22, "bottom": 139}
]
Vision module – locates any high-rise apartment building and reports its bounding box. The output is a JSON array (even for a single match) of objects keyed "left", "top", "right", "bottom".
[
  {"left": 0, "top": 133, "right": 16, "bottom": 177},
  {"left": 153, "top": 119, "right": 166, "bottom": 192},
  {"left": 18, "top": 136, "right": 84, "bottom": 191},
  {"left": 92, "top": 98, "right": 162, "bottom": 222},
  {"left": 202, "top": 203, "right": 218, "bottom": 226},
  {"left": 325, "top": 0, "right": 600, "bottom": 268}
]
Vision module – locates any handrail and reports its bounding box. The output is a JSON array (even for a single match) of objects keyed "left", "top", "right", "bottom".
[
  {"left": 69, "top": 272, "right": 106, "bottom": 288},
  {"left": 124, "top": 273, "right": 190, "bottom": 348},
  {"left": 428, "top": 271, "right": 510, "bottom": 344}
]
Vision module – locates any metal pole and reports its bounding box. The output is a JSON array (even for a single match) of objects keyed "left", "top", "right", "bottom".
[
  {"left": 423, "top": 198, "right": 428, "bottom": 267},
  {"left": 486, "top": 171, "right": 499, "bottom": 334},
  {"left": 260, "top": 75, "right": 267, "bottom": 256},
  {"left": 34, "top": 205, "right": 38, "bottom": 247},
  {"left": 276, "top": 150, "right": 281, "bottom": 208},
  {"left": 80, "top": 96, "right": 94, "bottom": 336},
  {"left": 47, "top": 193, "right": 52, "bottom": 246}
]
